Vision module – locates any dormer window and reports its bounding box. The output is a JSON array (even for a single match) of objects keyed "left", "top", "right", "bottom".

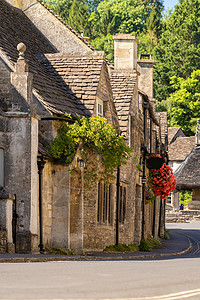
[{"left": 96, "top": 99, "right": 103, "bottom": 117}]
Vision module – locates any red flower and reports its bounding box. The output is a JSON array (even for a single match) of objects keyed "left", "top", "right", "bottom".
[{"left": 149, "top": 163, "right": 177, "bottom": 198}]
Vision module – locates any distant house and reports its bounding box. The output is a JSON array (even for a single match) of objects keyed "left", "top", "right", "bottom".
[
  {"left": 167, "top": 127, "right": 195, "bottom": 210},
  {"left": 0, "top": 0, "right": 166, "bottom": 254}
]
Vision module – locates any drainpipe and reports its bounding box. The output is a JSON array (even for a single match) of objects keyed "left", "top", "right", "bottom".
[
  {"left": 37, "top": 155, "right": 46, "bottom": 253},
  {"left": 152, "top": 198, "right": 156, "bottom": 237},
  {"left": 116, "top": 166, "right": 120, "bottom": 245},
  {"left": 141, "top": 101, "right": 149, "bottom": 240}
]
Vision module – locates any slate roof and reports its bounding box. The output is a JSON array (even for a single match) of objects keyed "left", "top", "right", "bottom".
[
  {"left": 0, "top": 0, "right": 87, "bottom": 117},
  {"left": 110, "top": 72, "right": 137, "bottom": 135},
  {"left": 168, "top": 127, "right": 186, "bottom": 144},
  {"left": 168, "top": 136, "right": 195, "bottom": 161},
  {"left": 175, "top": 145, "right": 200, "bottom": 190},
  {"left": 37, "top": 52, "right": 107, "bottom": 116}
]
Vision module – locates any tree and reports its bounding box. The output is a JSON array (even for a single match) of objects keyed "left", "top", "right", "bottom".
[
  {"left": 166, "top": 70, "right": 200, "bottom": 135},
  {"left": 153, "top": 0, "right": 200, "bottom": 102},
  {"left": 44, "top": 0, "right": 71, "bottom": 20},
  {"left": 67, "top": 0, "right": 91, "bottom": 35}
]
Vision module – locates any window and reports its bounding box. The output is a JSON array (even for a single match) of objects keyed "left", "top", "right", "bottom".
[
  {"left": 119, "top": 185, "right": 127, "bottom": 223},
  {"left": 128, "top": 115, "right": 134, "bottom": 148},
  {"left": 0, "top": 149, "right": 4, "bottom": 186},
  {"left": 97, "top": 182, "right": 112, "bottom": 225},
  {"left": 96, "top": 99, "right": 103, "bottom": 117}
]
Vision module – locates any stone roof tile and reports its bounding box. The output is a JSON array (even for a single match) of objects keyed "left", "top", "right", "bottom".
[
  {"left": 0, "top": 0, "right": 89, "bottom": 117},
  {"left": 110, "top": 71, "right": 137, "bottom": 134},
  {"left": 168, "top": 136, "right": 195, "bottom": 161},
  {"left": 175, "top": 145, "right": 200, "bottom": 190},
  {"left": 37, "top": 52, "right": 106, "bottom": 114}
]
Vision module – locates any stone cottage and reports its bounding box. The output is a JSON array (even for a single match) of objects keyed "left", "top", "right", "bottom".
[
  {"left": 175, "top": 124, "right": 200, "bottom": 210},
  {"left": 0, "top": 0, "right": 166, "bottom": 253},
  {"left": 167, "top": 127, "right": 195, "bottom": 210}
]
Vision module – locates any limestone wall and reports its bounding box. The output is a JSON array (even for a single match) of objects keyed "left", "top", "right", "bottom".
[
  {"left": 42, "top": 162, "right": 70, "bottom": 249},
  {"left": 4, "top": 116, "right": 39, "bottom": 253}
]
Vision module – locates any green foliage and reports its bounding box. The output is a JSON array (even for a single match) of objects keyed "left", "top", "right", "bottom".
[
  {"left": 67, "top": 0, "right": 91, "bottom": 36},
  {"left": 139, "top": 236, "right": 161, "bottom": 251},
  {"left": 104, "top": 243, "right": 139, "bottom": 252},
  {"left": 45, "top": 247, "right": 74, "bottom": 255},
  {"left": 153, "top": 0, "right": 200, "bottom": 102},
  {"left": 44, "top": 0, "right": 71, "bottom": 19},
  {"left": 91, "top": 34, "right": 114, "bottom": 63},
  {"left": 139, "top": 239, "right": 151, "bottom": 251},
  {"left": 164, "top": 228, "right": 170, "bottom": 240},
  {"left": 49, "top": 116, "right": 132, "bottom": 188},
  {"left": 179, "top": 190, "right": 192, "bottom": 207},
  {"left": 44, "top": 0, "right": 164, "bottom": 58},
  {"left": 166, "top": 70, "right": 200, "bottom": 135}
]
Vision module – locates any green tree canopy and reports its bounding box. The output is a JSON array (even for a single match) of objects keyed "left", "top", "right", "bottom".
[
  {"left": 44, "top": 0, "right": 71, "bottom": 19},
  {"left": 153, "top": 0, "right": 200, "bottom": 102},
  {"left": 166, "top": 70, "right": 200, "bottom": 135},
  {"left": 67, "top": 0, "right": 91, "bottom": 36}
]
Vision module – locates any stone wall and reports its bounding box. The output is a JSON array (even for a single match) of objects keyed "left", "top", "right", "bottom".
[
  {"left": 70, "top": 167, "right": 83, "bottom": 253},
  {"left": 42, "top": 162, "right": 71, "bottom": 250},
  {"left": 4, "top": 116, "right": 39, "bottom": 253}
]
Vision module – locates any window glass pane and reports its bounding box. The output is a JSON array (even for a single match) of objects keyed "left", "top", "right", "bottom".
[
  {"left": 123, "top": 187, "right": 126, "bottom": 222},
  {"left": 0, "top": 149, "right": 4, "bottom": 186},
  {"left": 103, "top": 183, "right": 107, "bottom": 223},
  {"left": 97, "top": 101, "right": 103, "bottom": 116},
  {"left": 108, "top": 185, "right": 112, "bottom": 224},
  {"left": 97, "top": 182, "right": 101, "bottom": 223},
  {"left": 119, "top": 186, "right": 123, "bottom": 223}
]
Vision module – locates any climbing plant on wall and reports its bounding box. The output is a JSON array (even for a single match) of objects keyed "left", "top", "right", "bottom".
[{"left": 49, "top": 116, "right": 132, "bottom": 188}]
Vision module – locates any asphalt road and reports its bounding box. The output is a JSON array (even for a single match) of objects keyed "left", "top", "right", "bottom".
[{"left": 1, "top": 221, "right": 200, "bottom": 300}]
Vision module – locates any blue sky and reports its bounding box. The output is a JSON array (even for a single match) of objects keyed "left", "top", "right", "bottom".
[{"left": 164, "top": 0, "right": 179, "bottom": 10}]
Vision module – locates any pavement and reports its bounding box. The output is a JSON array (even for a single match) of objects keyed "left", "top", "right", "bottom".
[{"left": 0, "top": 230, "right": 192, "bottom": 263}]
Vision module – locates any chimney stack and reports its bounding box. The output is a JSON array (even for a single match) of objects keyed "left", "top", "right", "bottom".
[
  {"left": 137, "top": 54, "right": 155, "bottom": 99},
  {"left": 113, "top": 34, "right": 138, "bottom": 72}
]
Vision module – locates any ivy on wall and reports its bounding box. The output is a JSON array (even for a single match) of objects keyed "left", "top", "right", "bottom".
[{"left": 49, "top": 116, "right": 132, "bottom": 188}]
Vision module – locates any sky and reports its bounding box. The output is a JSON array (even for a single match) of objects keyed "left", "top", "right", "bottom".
[{"left": 164, "top": 0, "right": 179, "bottom": 10}]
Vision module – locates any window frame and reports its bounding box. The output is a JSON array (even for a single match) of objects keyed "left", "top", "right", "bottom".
[
  {"left": 97, "top": 181, "right": 112, "bottom": 225},
  {"left": 0, "top": 148, "right": 4, "bottom": 187},
  {"left": 96, "top": 99, "right": 104, "bottom": 117}
]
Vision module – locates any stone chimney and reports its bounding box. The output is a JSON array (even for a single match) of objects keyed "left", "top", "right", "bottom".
[
  {"left": 137, "top": 54, "right": 155, "bottom": 100},
  {"left": 113, "top": 34, "right": 138, "bottom": 72}
]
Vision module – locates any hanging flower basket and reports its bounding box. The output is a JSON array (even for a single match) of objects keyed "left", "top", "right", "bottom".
[
  {"left": 146, "top": 154, "right": 164, "bottom": 170},
  {"left": 149, "top": 163, "right": 177, "bottom": 199}
]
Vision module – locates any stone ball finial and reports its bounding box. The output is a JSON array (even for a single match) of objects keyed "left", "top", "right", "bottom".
[{"left": 17, "top": 42, "right": 26, "bottom": 60}]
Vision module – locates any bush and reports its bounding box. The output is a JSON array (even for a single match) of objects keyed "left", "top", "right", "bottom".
[
  {"left": 139, "top": 236, "right": 161, "bottom": 252},
  {"left": 45, "top": 247, "right": 74, "bottom": 255},
  {"left": 104, "top": 243, "right": 138, "bottom": 253}
]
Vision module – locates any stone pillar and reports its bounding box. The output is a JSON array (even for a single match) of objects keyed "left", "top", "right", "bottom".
[
  {"left": 0, "top": 186, "right": 15, "bottom": 253},
  {"left": 5, "top": 43, "right": 39, "bottom": 253},
  {"left": 188, "top": 190, "right": 200, "bottom": 210}
]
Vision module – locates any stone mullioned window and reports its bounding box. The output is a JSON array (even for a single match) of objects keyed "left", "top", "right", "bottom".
[{"left": 97, "top": 182, "right": 112, "bottom": 225}]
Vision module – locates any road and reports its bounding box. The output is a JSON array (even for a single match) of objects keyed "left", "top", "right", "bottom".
[{"left": 1, "top": 221, "right": 200, "bottom": 300}]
